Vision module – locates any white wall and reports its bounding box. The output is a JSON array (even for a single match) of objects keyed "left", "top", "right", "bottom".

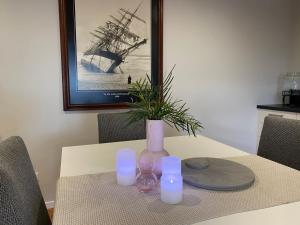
[
  {"left": 0, "top": 0, "right": 100, "bottom": 202},
  {"left": 164, "top": 0, "right": 294, "bottom": 152},
  {"left": 0, "top": 0, "right": 296, "bottom": 202}
]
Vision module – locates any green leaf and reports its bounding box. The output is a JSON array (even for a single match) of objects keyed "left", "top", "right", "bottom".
[{"left": 127, "top": 65, "right": 203, "bottom": 135}]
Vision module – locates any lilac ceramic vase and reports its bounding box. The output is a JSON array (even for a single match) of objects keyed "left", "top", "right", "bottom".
[{"left": 139, "top": 120, "right": 169, "bottom": 176}]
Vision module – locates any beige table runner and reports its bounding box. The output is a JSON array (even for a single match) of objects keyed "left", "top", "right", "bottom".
[{"left": 53, "top": 155, "right": 300, "bottom": 225}]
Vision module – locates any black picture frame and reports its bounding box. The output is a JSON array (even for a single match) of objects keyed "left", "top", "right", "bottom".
[{"left": 58, "top": 0, "right": 163, "bottom": 111}]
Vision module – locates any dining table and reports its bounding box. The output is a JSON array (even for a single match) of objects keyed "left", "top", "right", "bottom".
[{"left": 54, "top": 135, "right": 300, "bottom": 225}]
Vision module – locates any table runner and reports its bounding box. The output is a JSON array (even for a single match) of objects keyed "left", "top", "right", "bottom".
[{"left": 53, "top": 155, "right": 300, "bottom": 225}]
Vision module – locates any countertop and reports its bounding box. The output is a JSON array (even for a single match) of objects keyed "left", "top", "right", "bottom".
[{"left": 257, "top": 104, "right": 300, "bottom": 113}]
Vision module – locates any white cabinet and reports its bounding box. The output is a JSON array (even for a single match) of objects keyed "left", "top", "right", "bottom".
[{"left": 257, "top": 109, "right": 298, "bottom": 148}]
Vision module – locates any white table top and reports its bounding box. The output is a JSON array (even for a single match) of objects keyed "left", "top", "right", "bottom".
[{"left": 60, "top": 135, "right": 300, "bottom": 225}]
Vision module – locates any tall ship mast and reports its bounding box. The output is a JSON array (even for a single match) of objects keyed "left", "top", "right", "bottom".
[{"left": 81, "top": 2, "right": 147, "bottom": 74}]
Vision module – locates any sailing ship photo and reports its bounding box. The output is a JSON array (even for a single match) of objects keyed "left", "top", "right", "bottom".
[{"left": 75, "top": 0, "right": 151, "bottom": 91}]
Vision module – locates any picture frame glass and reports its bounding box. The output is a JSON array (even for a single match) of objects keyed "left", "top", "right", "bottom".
[{"left": 75, "top": 0, "right": 151, "bottom": 93}]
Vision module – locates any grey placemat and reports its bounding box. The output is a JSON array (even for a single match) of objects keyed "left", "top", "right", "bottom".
[
  {"left": 53, "top": 155, "right": 300, "bottom": 225},
  {"left": 182, "top": 158, "right": 255, "bottom": 191}
]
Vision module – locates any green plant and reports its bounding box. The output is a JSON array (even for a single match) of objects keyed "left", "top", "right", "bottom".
[{"left": 128, "top": 65, "right": 203, "bottom": 136}]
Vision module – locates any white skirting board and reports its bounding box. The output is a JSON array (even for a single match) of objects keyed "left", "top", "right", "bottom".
[{"left": 46, "top": 201, "right": 55, "bottom": 209}]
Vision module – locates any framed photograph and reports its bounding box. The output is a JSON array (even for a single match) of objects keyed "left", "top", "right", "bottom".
[{"left": 59, "top": 0, "right": 163, "bottom": 110}]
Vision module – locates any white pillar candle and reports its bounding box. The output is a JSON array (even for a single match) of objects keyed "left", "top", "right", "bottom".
[
  {"left": 160, "top": 174, "right": 183, "bottom": 204},
  {"left": 117, "top": 169, "right": 136, "bottom": 186},
  {"left": 116, "top": 149, "right": 136, "bottom": 186},
  {"left": 160, "top": 156, "right": 183, "bottom": 204},
  {"left": 162, "top": 156, "right": 181, "bottom": 175}
]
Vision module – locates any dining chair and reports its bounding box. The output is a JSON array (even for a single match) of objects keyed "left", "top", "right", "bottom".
[
  {"left": 0, "top": 136, "right": 52, "bottom": 225},
  {"left": 97, "top": 111, "right": 146, "bottom": 143},
  {"left": 257, "top": 116, "right": 300, "bottom": 171}
]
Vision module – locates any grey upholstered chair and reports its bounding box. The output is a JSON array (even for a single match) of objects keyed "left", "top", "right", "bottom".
[
  {"left": 0, "top": 136, "right": 51, "bottom": 225},
  {"left": 257, "top": 116, "right": 300, "bottom": 171},
  {"left": 97, "top": 112, "right": 146, "bottom": 143}
]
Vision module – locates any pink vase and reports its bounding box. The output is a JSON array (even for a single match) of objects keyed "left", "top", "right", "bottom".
[{"left": 139, "top": 120, "right": 169, "bottom": 176}]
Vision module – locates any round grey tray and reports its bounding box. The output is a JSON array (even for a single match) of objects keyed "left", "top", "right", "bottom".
[{"left": 182, "top": 158, "right": 255, "bottom": 191}]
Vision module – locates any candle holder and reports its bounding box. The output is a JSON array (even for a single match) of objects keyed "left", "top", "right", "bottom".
[
  {"left": 160, "top": 156, "right": 183, "bottom": 204},
  {"left": 116, "top": 148, "right": 136, "bottom": 186},
  {"left": 136, "top": 157, "right": 158, "bottom": 193}
]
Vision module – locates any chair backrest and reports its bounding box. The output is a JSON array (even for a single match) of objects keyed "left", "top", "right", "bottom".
[
  {"left": 257, "top": 116, "right": 300, "bottom": 171},
  {"left": 0, "top": 136, "right": 51, "bottom": 225},
  {"left": 97, "top": 112, "right": 146, "bottom": 143}
]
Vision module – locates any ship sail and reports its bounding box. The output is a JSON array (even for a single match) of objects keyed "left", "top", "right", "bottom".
[{"left": 81, "top": 2, "right": 147, "bottom": 74}]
